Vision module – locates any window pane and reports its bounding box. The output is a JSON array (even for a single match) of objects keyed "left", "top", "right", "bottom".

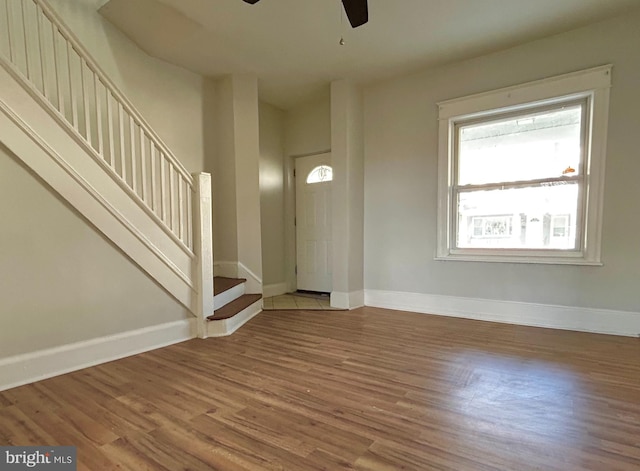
[
  {"left": 306, "top": 165, "right": 333, "bottom": 184},
  {"left": 458, "top": 105, "right": 582, "bottom": 186},
  {"left": 457, "top": 183, "right": 579, "bottom": 249}
]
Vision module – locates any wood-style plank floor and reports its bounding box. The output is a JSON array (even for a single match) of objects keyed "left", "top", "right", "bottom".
[{"left": 1, "top": 307, "right": 639, "bottom": 470}]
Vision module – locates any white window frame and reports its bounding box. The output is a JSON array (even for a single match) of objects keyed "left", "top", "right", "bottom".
[{"left": 436, "top": 65, "right": 611, "bottom": 265}]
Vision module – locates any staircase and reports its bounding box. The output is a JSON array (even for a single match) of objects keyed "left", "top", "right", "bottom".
[
  {"left": 0, "top": 0, "right": 261, "bottom": 340},
  {"left": 208, "top": 277, "right": 262, "bottom": 337}
]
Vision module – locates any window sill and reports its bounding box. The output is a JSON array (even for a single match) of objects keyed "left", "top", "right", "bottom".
[{"left": 434, "top": 253, "right": 603, "bottom": 266}]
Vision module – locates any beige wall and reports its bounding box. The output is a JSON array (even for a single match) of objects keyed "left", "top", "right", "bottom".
[
  {"left": 49, "top": 0, "right": 206, "bottom": 173},
  {"left": 282, "top": 91, "right": 332, "bottom": 290},
  {"left": 259, "top": 102, "right": 286, "bottom": 286},
  {"left": 0, "top": 146, "right": 189, "bottom": 358},
  {"left": 331, "top": 80, "right": 364, "bottom": 302},
  {"left": 210, "top": 75, "right": 263, "bottom": 287},
  {"left": 233, "top": 75, "right": 263, "bottom": 282},
  {"left": 363, "top": 10, "right": 640, "bottom": 312},
  {"left": 284, "top": 90, "right": 331, "bottom": 158},
  {"left": 212, "top": 77, "right": 238, "bottom": 264},
  {"left": 346, "top": 85, "right": 364, "bottom": 293}
]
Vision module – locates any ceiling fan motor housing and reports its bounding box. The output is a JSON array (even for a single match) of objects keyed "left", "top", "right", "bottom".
[{"left": 241, "top": 0, "right": 369, "bottom": 28}]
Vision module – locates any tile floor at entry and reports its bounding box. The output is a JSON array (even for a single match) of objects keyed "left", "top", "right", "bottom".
[{"left": 263, "top": 293, "right": 336, "bottom": 310}]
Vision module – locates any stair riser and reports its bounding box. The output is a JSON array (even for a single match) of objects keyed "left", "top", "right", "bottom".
[
  {"left": 214, "top": 283, "right": 245, "bottom": 310},
  {"left": 207, "top": 300, "right": 262, "bottom": 337}
]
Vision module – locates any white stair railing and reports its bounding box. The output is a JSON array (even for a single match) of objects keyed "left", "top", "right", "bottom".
[{"left": 0, "top": 0, "right": 193, "bottom": 252}]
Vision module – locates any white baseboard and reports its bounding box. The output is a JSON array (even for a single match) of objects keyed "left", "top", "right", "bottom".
[
  {"left": 0, "top": 319, "right": 196, "bottom": 392},
  {"left": 263, "top": 282, "right": 288, "bottom": 298},
  {"left": 364, "top": 289, "right": 640, "bottom": 337},
  {"left": 331, "top": 290, "right": 365, "bottom": 310},
  {"left": 238, "top": 262, "right": 262, "bottom": 294}
]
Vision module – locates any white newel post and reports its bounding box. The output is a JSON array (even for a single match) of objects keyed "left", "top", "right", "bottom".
[{"left": 193, "top": 172, "right": 214, "bottom": 339}]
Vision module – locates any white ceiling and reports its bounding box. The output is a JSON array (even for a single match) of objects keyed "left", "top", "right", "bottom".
[{"left": 99, "top": 0, "right": 640, "bottom": 109}]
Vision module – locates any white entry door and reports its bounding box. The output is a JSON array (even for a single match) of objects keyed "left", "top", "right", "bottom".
[{"left": 295, "top": 153, "right": 332, "bottom": 292}]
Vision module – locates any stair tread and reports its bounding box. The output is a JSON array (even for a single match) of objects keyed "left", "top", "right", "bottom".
[
  {"left": 209, "top": 293, "right": 262, "bottom": 321},
  {"left": 214, "top": 276, "right": 246, "bottom": 296}
]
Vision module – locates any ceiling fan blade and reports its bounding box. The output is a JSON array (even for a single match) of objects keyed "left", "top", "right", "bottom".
[
  {"left": 341, "top": 0, "right": 368, "bottom": 28},
  {"left": 242, "top": 0, "right": 260, "bottom": 4}
]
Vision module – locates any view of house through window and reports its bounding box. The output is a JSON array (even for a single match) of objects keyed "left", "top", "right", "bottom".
[{"left": 454, "top": 102, "right": 584, "bottom": 250}]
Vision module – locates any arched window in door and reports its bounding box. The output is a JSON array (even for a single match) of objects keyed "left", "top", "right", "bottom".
[{"left": 306, "top": 165, "right": 333, "bottom": 184}]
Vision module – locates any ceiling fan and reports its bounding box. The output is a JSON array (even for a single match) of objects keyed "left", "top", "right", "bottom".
[{"left": 241, "top": 0, "right": 368, "bottom": 28}]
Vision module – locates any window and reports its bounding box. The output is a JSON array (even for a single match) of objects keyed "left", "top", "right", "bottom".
[
  {"left": 306, "top": 165, "right": 333, "bottom": 184},
  {"left": 456, "top": 102, "right": 583, "bottom": 251},
  {"left": 437, "top": 66, "right": 611, "bottom": 265}
]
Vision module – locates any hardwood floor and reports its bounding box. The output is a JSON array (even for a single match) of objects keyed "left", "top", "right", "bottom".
[{"left": 1, "top": 307, "right": 639, "bottom": 470}]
